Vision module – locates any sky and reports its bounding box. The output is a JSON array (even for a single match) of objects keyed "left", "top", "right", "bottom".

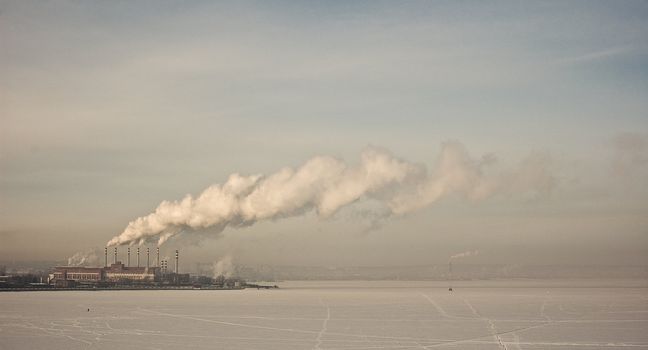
[{"left": 1, "top": 1, "right": 647, "bottom": 267}]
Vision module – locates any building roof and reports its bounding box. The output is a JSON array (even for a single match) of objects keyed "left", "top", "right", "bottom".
[
  {"left": 53, "top": 267, "right": 103, "bottom": 273},
  {"left": 53, "top": 263, "right": 159, "bottom": 274}
]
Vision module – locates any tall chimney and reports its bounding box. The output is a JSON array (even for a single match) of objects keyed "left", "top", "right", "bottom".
[
  {"left": 114, "top": 247, "right": 117, "bottom": 264},
  {"left": 104, "top": 247, "right": 108, "bottom": 267},
  {"left": 146, "top": 248, "right": 150, "bottom": 268},
  {"left": 175, "top": 250, "right": 179, "bottom": 274},
  {"left": 137, "top": 247, "right": 140, "bottom": 267},
  {"left": 127, "top": 247, "right": 131, "bottom": 267},
  {"left": 157, "top": 247, "right": 160, "bottom": 267}
]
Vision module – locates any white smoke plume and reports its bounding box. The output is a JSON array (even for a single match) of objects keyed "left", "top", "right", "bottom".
[
  {"left": 450, "top": 250, "right": 480, "bottom": 261},
  {"left": 107, "top": 142, "right": 555, "bottom": 247},
  {"left": 212, "top": 255, "right": 235, "bottom": 278},
  {"left": 67, "top": 248, "right": 101, "bottom": 266}
]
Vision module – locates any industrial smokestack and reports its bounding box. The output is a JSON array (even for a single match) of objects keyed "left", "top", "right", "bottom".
[
  {"left": 113, "top": 247, "right": 117, "bottom": 264},
  {"left": 104, "top": 247, "right": 107, "bottom": 267},
  {"left": 137, "top": 247, "right": 140, "bottom": 267},
  {"left": 448, "top": 250, "right": 478, "bottom": 283},
  {"left": 127, "top": 247, "right": 131, "bottom": 267},
  {"left": 175, "top": 250, "right": 179, "bottom": 274},
  {"left": 146, "top": 247, "right": 150, "bottom": 268},
  {"left": 156, "top": 247, "right": 160, "bottom": 267}
]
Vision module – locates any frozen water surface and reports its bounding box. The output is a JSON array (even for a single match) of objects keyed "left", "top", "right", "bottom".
[{"left": 1, "top": 280, "right": 647, "bottom": 349}]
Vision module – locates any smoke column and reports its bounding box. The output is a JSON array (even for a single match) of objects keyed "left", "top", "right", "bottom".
[
  {"left": 213, "top": 255, "right": 235, "bottom": 278},
  {"left": 67, "top": 248, "right": 101, "bottom": 266},
  {"left": 107, "top": 142, "right": 554, "bottom": 247}
]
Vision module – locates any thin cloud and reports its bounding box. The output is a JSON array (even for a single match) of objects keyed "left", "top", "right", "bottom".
[{"left": 555, "top": 46, "right": 635, "bottom": 65}]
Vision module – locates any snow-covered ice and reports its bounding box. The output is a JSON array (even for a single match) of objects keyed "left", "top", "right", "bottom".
[{"left": 1, "top": 280, "right": 647, "bottom": 349}]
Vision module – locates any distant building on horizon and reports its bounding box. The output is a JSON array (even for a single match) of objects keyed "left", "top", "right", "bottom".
[{"left": 51, "top": 262, "right": 159, "bottom": 286}]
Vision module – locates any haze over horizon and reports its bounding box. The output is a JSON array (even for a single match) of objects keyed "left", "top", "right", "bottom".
[{"left": 1, "top": 1, "right": 647, "bottom": 268}]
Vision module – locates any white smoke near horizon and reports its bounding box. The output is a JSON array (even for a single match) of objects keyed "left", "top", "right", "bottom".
[
  {"left": 107, "top": 141, "right": 555, "bottom": 247},
  {"left": 212, "top": 255, "right": 235, "bottom": 278},
  {"left": 67, "top": 248, "right": 101, "bottom": 266},
  {"left": 450, "top": 250, "right": 480, "bottom": 261}
]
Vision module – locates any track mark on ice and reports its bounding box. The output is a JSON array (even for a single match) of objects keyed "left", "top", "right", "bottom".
[
  {"left": 462, "top": 298, "right": 507, "bottom": 350},
  {"left": 509, "top": 332, "right": 522, "bottom": 350},
  {"left": 540, "top": 291, "right": 553, "bottom": 322},
  {"left": 139, "top": 308, "right": 318, "bottom": 335},
  {"left": 138, "top": 307, "right": 454, "bottom": 345},
  {"left": 421, "top": 294, "right": 451, "bottom": 318},
  {"left": 19, "top": 320, "right": 94, "bottom": 346},
  {"left": 314, "top": 298, "right": 330, "bottom": 350},
  {"left": 463, "top": 299, "right": 479, "bottom": 318},
  {"left": 422, "top": 322, "right": 553, "bottom": 349}
]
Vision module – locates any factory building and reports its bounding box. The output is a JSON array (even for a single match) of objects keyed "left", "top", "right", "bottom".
[
  {"left": 51, "top": 247, "right": 179, "bottom": 285},
  {"left": 51, "top": 263, "right": 159, "bottom": 285},
  {"left": 51, "top": 267, "right": 103, "bottom": 283},
  {"left": 104, "top": 262, "right": 157, "bottom": 282}
]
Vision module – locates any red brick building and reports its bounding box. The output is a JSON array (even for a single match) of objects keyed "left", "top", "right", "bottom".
[{"left": 51, "top": 262, "right": 159, "bottom": 284}]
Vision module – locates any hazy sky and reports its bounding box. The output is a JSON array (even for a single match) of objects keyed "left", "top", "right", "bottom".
[{"left": 1, "top": 1, "right": 647, "bottom": 267}]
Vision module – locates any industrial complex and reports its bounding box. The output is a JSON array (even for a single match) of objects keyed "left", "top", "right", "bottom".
[
  {"left": 50, "top": 247, "right": 192, "bottom": 287},
  {"left": 1, "top": 246, "right": 283, "bottom": 291}
]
